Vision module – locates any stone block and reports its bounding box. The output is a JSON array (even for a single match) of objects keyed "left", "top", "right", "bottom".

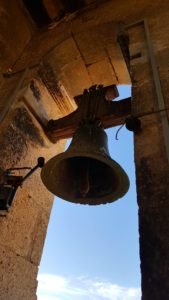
[
  {"left": 30, "top": 210, "right": 50, "bottom": 265},
  {"left": 74, "top": 23, "right": 116, "bottom": 65},
  {"left": 88, "top": 58, "right": 118, "bottom": 85},
  {"left": 0, "top": 0, "right": 32, "bottom": 71},
  {"left": 61, "top": 57, "right": 92, "bottom": 97},
  {"left": 46, "top": 37, "right": 80, "bottom": 72},
  {"left": 0, "top": 244, "right": 38, "bottom": 300}
]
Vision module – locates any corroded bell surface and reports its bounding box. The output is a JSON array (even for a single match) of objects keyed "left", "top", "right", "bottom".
[{"left": 41, "top": 123, "right": 129, "bottom": 205}]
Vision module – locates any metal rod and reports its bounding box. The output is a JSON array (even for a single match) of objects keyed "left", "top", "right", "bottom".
[
  {"left": 19, "top": 157, "right": 45, "bottom": 186},
  {"left": 7, "top": 167, "right": 31, "bottom": 172},
  {"left": 3, "top": 64, "right": 39, "bottom": 78},
  {"left": 137, "top": 106, "right": 169, "bottom": 118},
  {"left": 143, "top": 20, "right": 169, "bottom": 164},
  {"left": 19, "top": 165, "right": 39, "bottom": 186}
]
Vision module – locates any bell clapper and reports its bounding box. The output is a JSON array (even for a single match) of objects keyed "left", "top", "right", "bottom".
[{"left": 77, "top": 158, "right": 90, "bottom": 198}]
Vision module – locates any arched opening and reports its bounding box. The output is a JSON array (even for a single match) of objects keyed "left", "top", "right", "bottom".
[{"left": 37, "top": 85, "right": 141, "bottom": 300}]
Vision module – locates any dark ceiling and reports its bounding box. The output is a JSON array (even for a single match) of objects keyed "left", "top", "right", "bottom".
[{"left": 22, "top": 0, "right": 94, "bottom": 27}]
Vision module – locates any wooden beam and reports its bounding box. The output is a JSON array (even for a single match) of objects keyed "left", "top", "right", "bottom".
[{"left": 44, "top": 86, "right": 131, "bottom": 142}]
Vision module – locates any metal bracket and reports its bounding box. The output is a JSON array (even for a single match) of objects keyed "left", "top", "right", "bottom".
[{"left": 0, "top": 157, "right": 45, "bottom": 215}]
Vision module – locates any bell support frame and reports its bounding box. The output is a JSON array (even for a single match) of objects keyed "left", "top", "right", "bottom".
[{"left": 45, "top": 85, "right": 131, "bottom": 142}]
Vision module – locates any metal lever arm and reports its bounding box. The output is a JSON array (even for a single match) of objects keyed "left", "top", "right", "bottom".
[{"left": 19, "top": 157, "right": 45, "bottom": 186}]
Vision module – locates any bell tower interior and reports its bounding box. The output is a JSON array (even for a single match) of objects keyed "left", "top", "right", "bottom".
[{"left": 0, "top": 0, "right": 169, "bottom": 299}]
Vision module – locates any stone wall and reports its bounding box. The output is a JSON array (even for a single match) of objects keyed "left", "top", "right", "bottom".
[
  {"left": 0, "top": 102, "right": 66, "bottom": 300},
  {"left": 0, "top": 2, "right": 67, "bottom": 299},
  {"left": 130, "top": 14, "right": 169, "bottom": 299}
]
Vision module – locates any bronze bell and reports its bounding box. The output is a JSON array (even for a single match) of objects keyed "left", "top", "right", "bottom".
[{"left": 41, "top": 122, "right": 129, "bottom": 205}]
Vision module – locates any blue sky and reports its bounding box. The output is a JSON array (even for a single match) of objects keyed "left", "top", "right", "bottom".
[{"left": 37, "top": 86, "right": 141, "bottom": 300}]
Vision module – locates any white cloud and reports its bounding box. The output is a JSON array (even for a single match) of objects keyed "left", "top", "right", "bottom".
[{"left": 37, "top": 273, "right": 141, "bottom": 300}]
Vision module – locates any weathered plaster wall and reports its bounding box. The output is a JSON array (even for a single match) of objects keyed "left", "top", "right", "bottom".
[{"left": 0, "top": 103, "right": 66, "bottom": 300}]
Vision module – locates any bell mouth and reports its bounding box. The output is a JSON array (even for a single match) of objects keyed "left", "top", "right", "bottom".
[{"left": 41, "top": 152, "right": 129, "bottom": 205}]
